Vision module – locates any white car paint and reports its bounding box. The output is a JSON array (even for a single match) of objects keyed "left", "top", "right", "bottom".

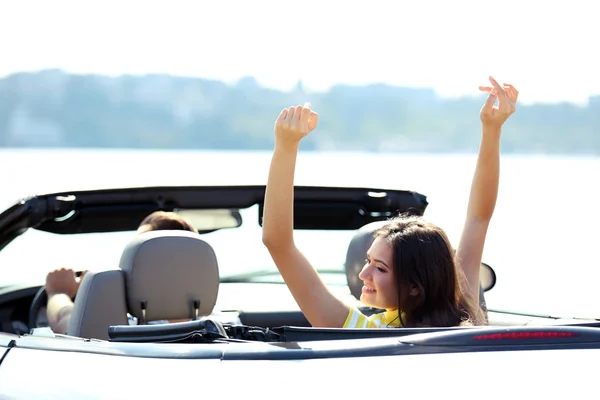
[{"left": 0, "top": 345, "right": 596, "bottom": 399}]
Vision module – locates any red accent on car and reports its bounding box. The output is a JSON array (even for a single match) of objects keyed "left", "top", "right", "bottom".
[{"left": 473, "top": 331, "right": 579, "bottom": 340}]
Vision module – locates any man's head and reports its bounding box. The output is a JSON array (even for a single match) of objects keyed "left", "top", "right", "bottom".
[{"left": 137, "top": 211, "right": 198, "bottom": 235}]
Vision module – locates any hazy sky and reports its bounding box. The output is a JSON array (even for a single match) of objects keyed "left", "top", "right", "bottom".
[{"left": 0, "top": 0, "right": 597, "bottom": 105}]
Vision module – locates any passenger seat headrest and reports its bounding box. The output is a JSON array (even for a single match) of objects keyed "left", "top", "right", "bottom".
[
  {"left": 344, "top": 221, "right": 388, "bottom": 300},
  {"left": 119, "top": 230, "right": 219, "bottom": 323}
]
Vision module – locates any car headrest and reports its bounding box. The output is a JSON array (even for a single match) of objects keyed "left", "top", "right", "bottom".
[
  {"left": 119, "top": 230, "right": 219, "bottom": 323},
  {"left": 344, "top": 221, "right": 388, "bottom": 300}
]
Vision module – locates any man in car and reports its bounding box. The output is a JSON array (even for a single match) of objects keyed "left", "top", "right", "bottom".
[{"left": 45, "top": 211, "right": 198, "bottom": 334}]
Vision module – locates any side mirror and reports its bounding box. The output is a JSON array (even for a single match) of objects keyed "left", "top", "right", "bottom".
[{"left": 480, "top": 262, "right": 496, "bottom": 292}]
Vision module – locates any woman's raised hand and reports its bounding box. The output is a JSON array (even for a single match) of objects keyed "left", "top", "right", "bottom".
[
  {"left": 479, "top": 76, "right": 518, "bottom": 130},
  {"left": 274, "top": 102, "right": 319, "bottom": 147}
]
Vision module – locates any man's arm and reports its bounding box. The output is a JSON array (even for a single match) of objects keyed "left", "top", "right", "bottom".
[
  {"left": 45, "top": 268, "right": 86, "bottom": 334},
  {"left": 46, "top": 294, "right": 74, "bottom": 334}
]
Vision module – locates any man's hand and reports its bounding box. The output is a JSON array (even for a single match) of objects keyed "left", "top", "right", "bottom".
[
  {"left": 45, "top": 268, "right": 87, "bottom": 298},
  {"left": 479, "top": 76, "right": 518, "bottom": 131},
  {"left": 274, "top": 102, "right": 319, "bottom": 149}
]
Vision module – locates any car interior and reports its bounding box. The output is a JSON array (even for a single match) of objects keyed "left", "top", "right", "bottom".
[{"left": 0, "top": 185, "right": 599, "bottom": 346}]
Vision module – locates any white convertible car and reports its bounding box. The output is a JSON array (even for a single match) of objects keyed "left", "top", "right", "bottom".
[{"left": 0, "top": 185, "right": 597, "bottom": 399}]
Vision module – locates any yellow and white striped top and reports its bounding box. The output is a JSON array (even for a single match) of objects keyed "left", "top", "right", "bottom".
[{"left": 342, "top": 307, "right": 403, "bottom": 328}]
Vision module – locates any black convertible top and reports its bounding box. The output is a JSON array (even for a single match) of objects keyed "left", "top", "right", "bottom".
[{"left": 0, "top": 185, "right": 428, "bottom": 251}]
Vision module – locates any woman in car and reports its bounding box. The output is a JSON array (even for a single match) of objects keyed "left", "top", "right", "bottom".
[{"left": 262, "top": 76, "right": 518, "bottom": 328}]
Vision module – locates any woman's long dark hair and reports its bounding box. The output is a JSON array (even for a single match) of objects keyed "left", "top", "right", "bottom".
[{"left": 375, "top": 214, "right": 485, "bottom": 327}]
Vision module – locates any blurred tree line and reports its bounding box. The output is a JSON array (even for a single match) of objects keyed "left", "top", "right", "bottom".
[{"left": 0, "top": 69, "right": 598, "bottom": 154}]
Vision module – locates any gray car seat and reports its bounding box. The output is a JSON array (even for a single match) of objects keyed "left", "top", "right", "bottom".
[
  {"left": 67, "top": 230, "right": 220, "bottom": 340},
  {"left": 344, "top": 221, "right": 488, "bottom": 318}
]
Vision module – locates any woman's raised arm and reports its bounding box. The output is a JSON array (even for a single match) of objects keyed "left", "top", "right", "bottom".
[{"left": 262, "top": 103, "right": 350, "bottom": 328}]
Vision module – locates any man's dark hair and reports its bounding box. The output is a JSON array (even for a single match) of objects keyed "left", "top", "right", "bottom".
[{"left": 137, "top": 211, "right": 198, "bottom": 234}]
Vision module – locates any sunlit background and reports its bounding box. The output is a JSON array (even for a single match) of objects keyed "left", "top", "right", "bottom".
[
  {"left": 0, "top": 0, "right": 598, "bottom": 319},
  {"left": 2, "top": 0, "right": 599, "bottom": 104}
]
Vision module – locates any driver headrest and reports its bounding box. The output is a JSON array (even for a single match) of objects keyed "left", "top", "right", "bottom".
[
  {"left": 344, "top": 221, "right": 388, "bottom": 300},
  {"left": 119, "top": 230, "right": 219, "bottom": 322}
]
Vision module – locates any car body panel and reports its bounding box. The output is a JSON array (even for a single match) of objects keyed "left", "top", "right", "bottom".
[
  {"left": 0, "top": 345, "right": 596, "bottom": 399},
  {"left": 0, "top": 334, "right": 14, "bottom": 348}
]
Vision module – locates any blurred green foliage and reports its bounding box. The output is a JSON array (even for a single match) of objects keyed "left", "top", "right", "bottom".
[{"left": 1, "top": 70, "right": 598, "bottom": 154}]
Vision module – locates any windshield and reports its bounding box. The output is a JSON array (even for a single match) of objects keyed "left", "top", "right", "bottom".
[{"left": 0, "top": 204, "right": 355, "bottom": 285}]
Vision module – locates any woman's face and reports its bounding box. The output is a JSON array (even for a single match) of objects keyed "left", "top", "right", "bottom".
[{"left": 358, "top": 237, "right": 398, "bottom": 310}]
